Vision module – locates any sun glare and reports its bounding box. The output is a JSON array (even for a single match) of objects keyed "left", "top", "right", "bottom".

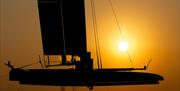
[{"left": 118, "top": 41, "right": 128, "bottom": 51}]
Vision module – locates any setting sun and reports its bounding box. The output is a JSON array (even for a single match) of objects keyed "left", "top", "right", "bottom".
[
  {"left": 1, "top": 0, "right": 179, "bottom": 91},
  {"left": 118, "top": 41, "right": 128, "bottom": 51}
]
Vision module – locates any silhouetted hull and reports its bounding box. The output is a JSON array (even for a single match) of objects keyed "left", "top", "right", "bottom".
[{"left": 9, "top": 69, "right": 164, "bottom": 86}]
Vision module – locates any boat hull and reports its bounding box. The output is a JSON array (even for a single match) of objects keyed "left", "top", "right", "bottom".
[{"left": 9, "top": 69, "right": 164, "bottom": 86}]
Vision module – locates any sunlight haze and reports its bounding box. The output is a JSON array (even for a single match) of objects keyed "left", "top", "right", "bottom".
[{"left": 1, "top": 0, "right": 180, "bottom": 91}]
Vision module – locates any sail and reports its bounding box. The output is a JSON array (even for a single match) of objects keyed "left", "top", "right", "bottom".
[{"left": 38, "top": 0, "right": 87, "bottom": 55}]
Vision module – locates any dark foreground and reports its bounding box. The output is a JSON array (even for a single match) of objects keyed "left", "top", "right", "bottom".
[{"left": 9, "top": 68, "right": 164, "bottom": 89}]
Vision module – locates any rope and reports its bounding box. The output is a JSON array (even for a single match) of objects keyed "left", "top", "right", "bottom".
[
  {"left": 108, "top": 0, "right": 124, "bottom": 39},
  {"left": 90, "top": 0, "right": 102, "bottom": 69},
  {"left": 59, "top": 0, "right": 67, "bottom": 65},
  {"left": 18, "top": 61, "right": 41, "bottom": 69},
  {"left": 108, "top": 0, "right": 134, "bottom": 68},
  {"left": 60, "top": 0, "right": 67, "bottom": 56},
  {"left": 127, "top": 51, "right": 134, "bottom": 68},
  {"left": 39, "top": 55, "right": 44, "bottom": 68},
  {"left": 18, "top": 56, "right": 44, "bottom": 69},
  {"left": 60, "top": 0, "right": 66, "bottom": 54}
]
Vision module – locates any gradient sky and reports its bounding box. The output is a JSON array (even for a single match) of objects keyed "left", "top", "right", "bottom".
[{"left": 0, "top": 0, "right": 180, "bottom": 91}]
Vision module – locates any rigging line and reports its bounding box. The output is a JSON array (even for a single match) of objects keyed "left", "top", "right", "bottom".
[
  {"left": 93, "top": 0, "right": 103, "bottom": 69},
  {"left": 108, "top": 0, "right": 133, "bottom": 68},
  {"left": 127, "top": 51, "right": 134, "bottom": 68},
  {"left": 60, "top": 0, "right": 66, "bottom": 55},
  {"left": 39, "top": 55, "right": 44, "bottom": 68},
  {"left": 60, "top": 0, "right": 67, "bottom": 65},
  {"left": 90, "top": 0, "right": 100, "bottom": 69},
  {"left": 90, "top": 0, "right": 102, "bottom": 69},
  {"left": 18, "top": 61, "right": 41, "bottom": 69},
  {"left": 108, "top": 0, "right": 124, "bottom": 39}
]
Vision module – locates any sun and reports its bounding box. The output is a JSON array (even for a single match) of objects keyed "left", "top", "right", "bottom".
[{"left": 118, "top": 41, "right": 128, "bottom": 51}]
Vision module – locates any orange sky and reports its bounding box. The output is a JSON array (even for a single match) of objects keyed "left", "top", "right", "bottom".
[{"left": 0, "top": 0, "right": 180, "bottom": 91}]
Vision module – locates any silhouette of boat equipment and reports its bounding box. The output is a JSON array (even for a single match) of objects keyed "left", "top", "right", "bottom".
[{"left": 7, "top": 0, "right": 164, "bottom": 89}]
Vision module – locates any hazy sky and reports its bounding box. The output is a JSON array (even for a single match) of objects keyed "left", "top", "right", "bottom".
[{"left": 0, "top": 0, "right": 180, "bottom": 91}]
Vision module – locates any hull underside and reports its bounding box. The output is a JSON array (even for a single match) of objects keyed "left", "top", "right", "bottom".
[{"left": 9, "top": 69, "right": 164, "bottom": 86}]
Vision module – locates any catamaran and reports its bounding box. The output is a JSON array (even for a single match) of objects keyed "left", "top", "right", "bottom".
[{"left": 7, "top": 0, "right": 164, "bottom": 89}]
